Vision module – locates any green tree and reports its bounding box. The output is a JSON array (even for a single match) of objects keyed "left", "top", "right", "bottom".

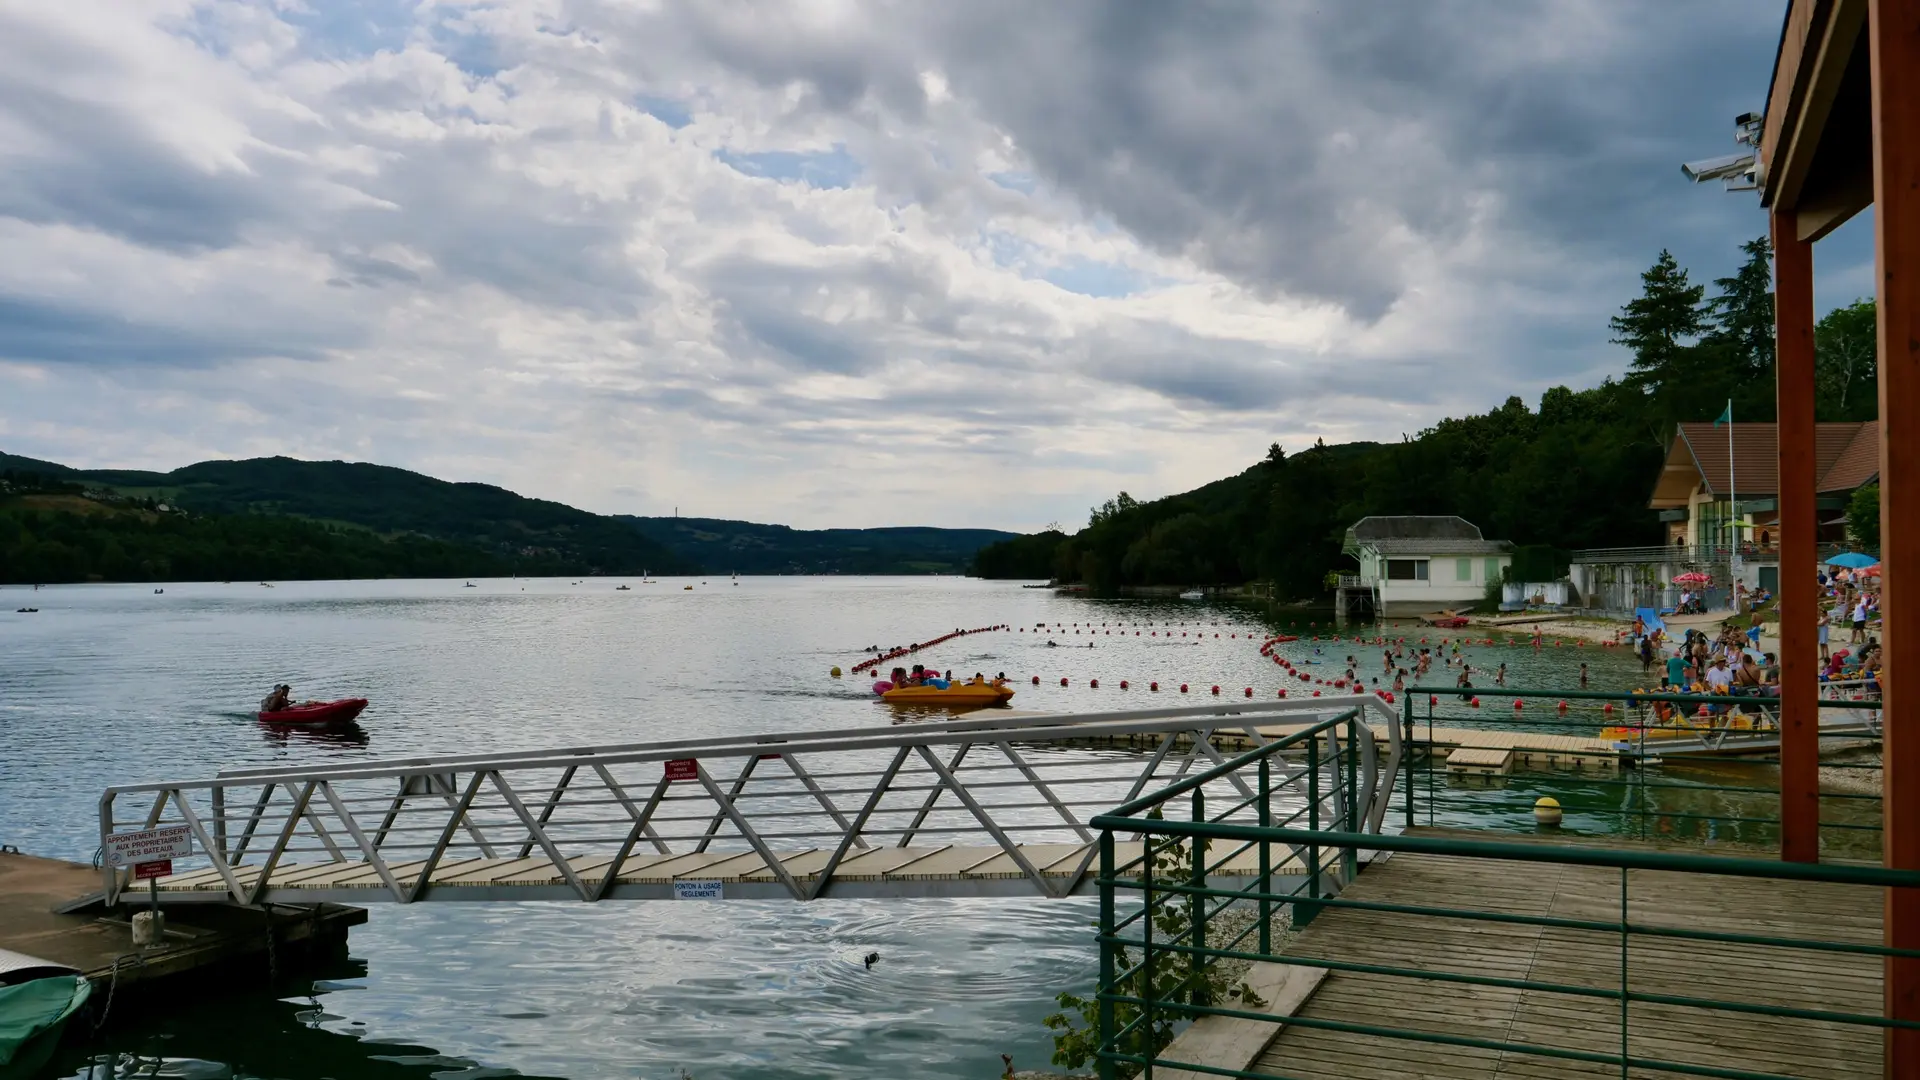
[
  {"left": 1848, "top": 483, "right": 1880, "bottom": 552},
  {"left": 1815, "top": 299, "right": 1878, "bottom": 422},
  {"left": 1610, "top": 249, "right": 1708, "bottom": 395},
  {"left": 1706, "top": 235, "right": 1775, "bottom": 380}
]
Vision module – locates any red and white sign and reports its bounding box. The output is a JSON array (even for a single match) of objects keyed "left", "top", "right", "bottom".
[
  {"left": 664, "top": 758, "right": 699, "bottom": 782},
  {"left": 132, "top": 859, "right": 172, "bottom": 881},
  {"left": 103, "top": 825, "right": 193, "bottom": 868}
]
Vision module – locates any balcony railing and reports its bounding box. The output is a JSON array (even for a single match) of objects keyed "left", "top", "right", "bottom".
[{"left": 1571, "top": 541, "right": 1861, "bottom": 565}]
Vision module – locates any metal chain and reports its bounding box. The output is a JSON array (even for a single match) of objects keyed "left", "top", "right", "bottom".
[
  {"left": 90, "top": 953, "right": 139, "bottom": 1032},
  {"left": 265, "top": 917, "right": 279, "bottom": 985}
]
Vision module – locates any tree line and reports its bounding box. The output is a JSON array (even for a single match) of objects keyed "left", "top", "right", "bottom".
[
  {"left": 970, "top": 236, "right": 1880, "bottom": 595},
  {"left": 2, "top": 498, "right": 590, "bottom": 584}
]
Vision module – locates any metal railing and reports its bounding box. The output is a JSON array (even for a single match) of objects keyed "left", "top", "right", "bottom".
[
  {"left": 1392, "top": 685, "right": 1883, "bottom": 857},
  {"left": 94, "top": 698, "right": 1403, "bottom": 907},
  {"left": 1088, "top": 733, "right": 1915, "bottom": 1080}
]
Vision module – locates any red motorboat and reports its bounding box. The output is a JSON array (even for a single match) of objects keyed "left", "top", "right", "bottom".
[{"left": 257, "top": 698, "right": 368, "bottom": 725}]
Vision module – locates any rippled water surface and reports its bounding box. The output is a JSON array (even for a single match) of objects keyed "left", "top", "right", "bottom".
[{"left": 1, "top": 577, "right": 1641, "bottom": 1080}]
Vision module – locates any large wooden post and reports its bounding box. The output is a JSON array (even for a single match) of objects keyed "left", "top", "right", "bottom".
[
  {"left": 1773, "top": 210, "right": 1820, "bottom": 864},
  {"left": 1870, "top": 0, "right": 1920, "bottom": 1066}
]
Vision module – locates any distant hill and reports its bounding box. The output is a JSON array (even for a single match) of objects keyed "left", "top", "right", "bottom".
[
  {"left": 621, "top": 516, "right": 1017, "bottom": 575},
  {"left": 0, "top": 451, "right": 75, "bottom": 475},
  {"left": 5, "top": 453, "right": 695, "bottom": 576},
  {"left": 4, "top": 451, "right": 1012, "bottom": 579}
]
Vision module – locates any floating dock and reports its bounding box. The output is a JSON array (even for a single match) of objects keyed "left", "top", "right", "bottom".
[{"left": 0, "top": 849, "right": 363, "bottom": 1019}]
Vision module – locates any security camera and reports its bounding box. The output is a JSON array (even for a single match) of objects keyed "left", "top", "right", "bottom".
[
  {"left": 1734, "top": 111, "right": 1762, "bottom": 127},
  {"left": 1681, "top": 152, "right": 1756, "bottom": 183}
]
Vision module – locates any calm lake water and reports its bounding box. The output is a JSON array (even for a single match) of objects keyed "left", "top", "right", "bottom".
[{"left": 0, "top": 577, "right": 1683, "bottom": 1079}]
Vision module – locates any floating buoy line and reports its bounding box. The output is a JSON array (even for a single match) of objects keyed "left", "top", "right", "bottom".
[
  {"left": 842, "top": 618, "right": 1627, "bottom": 713},
  {"left": 849, "top": 625, "right": 1009, "bottom": 675}
]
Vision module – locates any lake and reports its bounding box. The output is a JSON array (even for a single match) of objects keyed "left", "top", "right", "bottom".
[{"left": 0, "top": 577, "right": 1652, "bottom": 1079}]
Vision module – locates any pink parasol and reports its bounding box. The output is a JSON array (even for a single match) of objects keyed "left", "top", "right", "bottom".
[{"left": 1673, "top": 572, "right": 1712, "bottom": 585}]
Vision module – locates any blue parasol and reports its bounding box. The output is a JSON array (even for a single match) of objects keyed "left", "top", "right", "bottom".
[{"left": 1826, "top": 552, "right": 1878, "bottom": 569}]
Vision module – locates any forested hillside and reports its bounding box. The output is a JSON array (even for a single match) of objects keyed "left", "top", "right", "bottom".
[
  {"left": 971, "top": 236, "right": 1879, "bottom": 597},
  {"left": 0, "top": 456, "right": 695, "bottom": 580},
  {"left": 622, "top": 516, "right": 1015, "bottom": 574}
]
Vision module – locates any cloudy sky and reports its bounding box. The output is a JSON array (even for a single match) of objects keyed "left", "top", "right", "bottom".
[{"left": 0, "top": 1, "right": 1876, "bottom": 530}]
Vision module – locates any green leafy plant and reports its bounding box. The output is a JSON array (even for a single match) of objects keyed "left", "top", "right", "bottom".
[{"left": 1043, "top": 813, "right": 1267, "bottom": 1074}]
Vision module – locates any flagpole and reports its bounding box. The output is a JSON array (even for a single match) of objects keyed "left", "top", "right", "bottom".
[{"left": 1727, "top": 398, "right": 1737, "bottom": 612}]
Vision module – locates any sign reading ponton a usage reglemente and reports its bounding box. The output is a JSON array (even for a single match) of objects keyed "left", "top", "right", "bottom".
[{"left": 103, "top": 824, "right": 193, "bottom": 868}]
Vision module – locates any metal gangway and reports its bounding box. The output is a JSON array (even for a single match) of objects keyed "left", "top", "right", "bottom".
[{"left": 85, "top": 698, "right": 1401, "bottom": 908}]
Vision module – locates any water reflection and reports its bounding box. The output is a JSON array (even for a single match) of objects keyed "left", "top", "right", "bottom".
[
  {"left": 254, "top": 719, "right": 370, "bottom": 748},
  {"left": 50, "top": 966, "right": 567, "bottom": 1080}
]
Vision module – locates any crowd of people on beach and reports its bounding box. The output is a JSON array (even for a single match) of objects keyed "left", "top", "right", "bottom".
[{"left": 1618, "top": 563, "right": 1883, "bottom": 731}]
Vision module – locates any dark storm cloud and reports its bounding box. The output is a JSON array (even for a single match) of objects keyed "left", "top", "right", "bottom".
[{"left": 667, "top": 1, "right": 1775, "bottom": 323}]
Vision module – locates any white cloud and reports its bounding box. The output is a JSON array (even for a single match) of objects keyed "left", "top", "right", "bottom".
[{"left": 0, "top": 0, "right": 1812, "bottom": 530}]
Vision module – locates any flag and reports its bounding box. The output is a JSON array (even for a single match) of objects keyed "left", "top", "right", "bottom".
[{"left": 1714, "top": 401, "right": 1732, "bottom": 426}]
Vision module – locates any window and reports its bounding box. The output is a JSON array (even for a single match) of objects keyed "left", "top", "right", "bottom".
[
  {"left": 1386, "top": 559, "right": 1428, "bottom": 581},
  {"left": 1485, "top": 558, "right": 1502, "bottom": 583},
  {"left": 1456, "top": 558, "right": 1473, "bottom": 582}
]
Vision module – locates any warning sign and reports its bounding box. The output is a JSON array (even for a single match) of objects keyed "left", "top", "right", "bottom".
[
  {"left": 664, "top": 759, "right": 699, "bottom": 782},
  {"left": 132, "top": 859, "right": 173, "bottom": 881},
  {"left": 673, "top": 880, "right": 723, "bottom": 900},
  {"left": 103, "top": 825, "right": 193, "bottom": 868}
]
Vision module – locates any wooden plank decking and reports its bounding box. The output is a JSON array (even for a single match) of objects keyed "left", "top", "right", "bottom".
[
  {"left": 1240, "top": 828, "right": 1882, "bottom": 1079},
  {"left": 129, "top": 840, "right": 1310, "bottom": 903}
]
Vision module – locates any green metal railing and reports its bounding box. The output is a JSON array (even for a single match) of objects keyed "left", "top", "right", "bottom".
[
  {"left": 1088, "top": 730, "right": 1915, "bottom": 1080},
  {"left": 1397, "top": 685, "right": 1884, "bottom": 856}
]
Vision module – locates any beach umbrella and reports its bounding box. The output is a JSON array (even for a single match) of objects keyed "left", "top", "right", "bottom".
[
  {"left": 1673, "top": 572, "right": 1711, "bottom": 584},
  {"left": 1827, "top": 552, "right": 1878, "bottom": 569},
  {"left": 1861, "top": 564, "right": 1882, "bottom": 577}
]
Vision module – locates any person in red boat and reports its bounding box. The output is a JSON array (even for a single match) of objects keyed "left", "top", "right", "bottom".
[{"left": 261, "top": 684, "right": 292, "bottom": 712}]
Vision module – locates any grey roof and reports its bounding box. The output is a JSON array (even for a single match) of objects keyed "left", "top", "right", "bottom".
[
  {"left": 1349, "top": 516, "right": 1486, "bottom": 542},
  {"left": 1366, "top": 538, "right": 1512, "bottom": 555}
]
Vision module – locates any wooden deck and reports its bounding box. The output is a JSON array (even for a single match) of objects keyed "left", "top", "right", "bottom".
[
  {"left": 1240, "top": 828, "right": 1882, "bottom": 1079},
  {"left": 1073, "top": 720, "right": 1623, "bottom": 772},
  {"left": 128, "top": 840, "right": 1308, "bottom": 904}
]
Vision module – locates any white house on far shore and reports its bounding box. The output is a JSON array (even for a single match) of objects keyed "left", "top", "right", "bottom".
[{"left": 1341, "top": 516, "right": 1513, "bottom": 618}]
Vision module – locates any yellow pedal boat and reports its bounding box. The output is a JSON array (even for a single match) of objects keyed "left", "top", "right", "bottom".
[{"left": 881, "top": 682, "right": 1015, "bottom": 707}]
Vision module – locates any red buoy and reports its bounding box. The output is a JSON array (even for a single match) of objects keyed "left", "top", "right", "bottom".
[
  {"left": 1243, "top": 687, "right": 1253, "bottom": 697},
  {"left": 1150, "top": 681, "right": 1159, "bottom": 691},
  {"left": 1180, "top": 684, "right": 1189, "bottom": 693},
  {"left": 1090, "top": 679, "right": 1099, "bottom": 689},
  {"left": 1061, "top": 677, "right": 1069, "bottom": 687},
  {"left": 1119, "top": 680, "right": 1128, "bottom": 690},
  {"left": 1211, "top": 685, "right": 1220, "bottom": 695},
  {"left": 1031, "top": 676, "right": 1040, "bottom": 685}
]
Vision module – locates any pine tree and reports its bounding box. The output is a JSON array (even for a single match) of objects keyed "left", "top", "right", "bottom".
[
  {"left": 1707, "top": 236, "right": 1775, "bottom": 379},
  {"left": 1610, "top": 250, "right": 1708, "bottom": 393}
]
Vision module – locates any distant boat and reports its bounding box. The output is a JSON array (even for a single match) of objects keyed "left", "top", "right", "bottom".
[
  {"left": 1179, "top": 589, "right": 1205, "bottom": 600},
  {"left": 684, "top": 585, "right": 694, "bottom": 591},
  {"left": 259, "top": 582, "right": 274, "bottom": 588},
  {"left": 464, "top": 581, "right": 477, "bottom": 588},
  {"left": 153, "top": 588, "right": 164, "bottom": 594},
  {"left": 14, "top": 607, "right": 37, "bottom": 613},
  {"left": 616, "top": 585, "right": 631, "bottom": 591}
]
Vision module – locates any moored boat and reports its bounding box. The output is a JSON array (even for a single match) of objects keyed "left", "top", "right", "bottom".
[
  {"left": 258, "top": 698, "right": 369, "bottom": 725},
  {"left": 0, "top": 960, "right": 91, "bottom": 1080}
]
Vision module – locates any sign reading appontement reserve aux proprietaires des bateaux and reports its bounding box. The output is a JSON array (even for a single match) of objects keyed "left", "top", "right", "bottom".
[{"left": 103, "top": 824, "right": 193, "bottom": 868}]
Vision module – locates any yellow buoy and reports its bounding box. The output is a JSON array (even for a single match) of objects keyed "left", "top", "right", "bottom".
[
  {"left": 1534, "top": 797, "right": 1563, "bottom": 827},
  {"left": 830, "top": 666, "right": 842, "bottom": 678}
]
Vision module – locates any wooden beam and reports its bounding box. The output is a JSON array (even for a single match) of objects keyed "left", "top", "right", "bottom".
[
  {"left": 1772, "top": 209, "right": 1819, "bottom": 864},
  {"left": 1771, "top": 0, "right": 1866, "bottom": 211},
  {"left": 1869, "top": 0, "right": 1920, "bottom": 1069},
  {"left": 1764, "top": 0, "right": 1827, "bottom": 192}
]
